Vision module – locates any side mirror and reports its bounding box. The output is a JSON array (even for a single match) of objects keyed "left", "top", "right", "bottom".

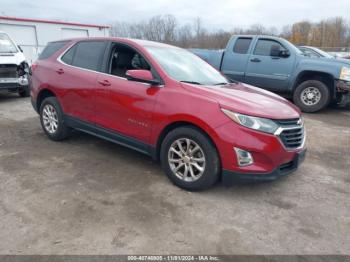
[
  {"left": 270, "top": 44, "right": 290, "bottom": 58},
  {"left": 279, "top": 49, "right": 290, "bottom": 58},
  {"left": 18, "top": 45, "right": 23, "bottom": 53},
  {"left": 126, "top": 70, "right": 160, "bottom": 85}
]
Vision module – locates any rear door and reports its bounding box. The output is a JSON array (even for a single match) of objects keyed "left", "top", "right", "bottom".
[
  {"left": 221, "top": 37, "right": 253, "bottom": 82},
  {"left": 244, "top": 38, "right": 295, "bottom": 91},
  {"left": 57, "top": 40, "right": 107, "bottom": 123}
]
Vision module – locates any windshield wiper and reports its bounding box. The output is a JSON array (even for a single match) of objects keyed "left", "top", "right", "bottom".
[
  {"left": 180, "top": 81, "right": 202, "bottom": 85},
  {"left": 214, "top": 82, "right": 230, "bottom": 86}
]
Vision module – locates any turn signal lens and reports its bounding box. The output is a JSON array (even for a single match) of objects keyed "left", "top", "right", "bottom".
[{"left": 234, "top": 147, "right": 254, "bottom": 166}]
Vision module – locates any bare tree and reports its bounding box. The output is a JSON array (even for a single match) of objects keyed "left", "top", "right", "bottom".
[
  {"left": 110, "top": 15, "right": 350, "bottom": 50},
  {"left": 176, "top": 24, "right": 193, "bottom": 48}
]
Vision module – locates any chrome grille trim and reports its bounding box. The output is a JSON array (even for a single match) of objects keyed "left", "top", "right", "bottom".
[{"left": 274, "top": 118, "right": 306, "bottom": 151}]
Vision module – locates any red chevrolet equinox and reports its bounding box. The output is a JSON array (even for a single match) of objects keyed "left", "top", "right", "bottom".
[{"left": 30, "top": 37, "right": 306, "bottom": 191}]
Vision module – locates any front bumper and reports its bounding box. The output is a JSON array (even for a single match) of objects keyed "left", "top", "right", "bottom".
[
  {"left": 222, "top": 149, "right": 306, "bottom": 184},
  {"left": 213, "top": 120, "right": 306, "bottom": 183},
  {"left": 0, "top": 76, "right": 28, "bottom": 89},
  {"left": 336, "top": 79, "right": 350, "bottom": 92}
]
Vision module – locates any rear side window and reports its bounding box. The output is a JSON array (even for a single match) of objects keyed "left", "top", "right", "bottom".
[
  {"left": 61, "top": 41, "right": 107, "bottom": 71},
  {"left": 254, "top": 39, "right": 284, "bottom": 56},
  {"left": 233, "top": 38, "right": 252, "bottom": 54},
  {"left": 61, "top": 45, "right": 77, "bottom": 65},
  {"left": 39, "top": 41, "right": 68, "bottom": 60}
]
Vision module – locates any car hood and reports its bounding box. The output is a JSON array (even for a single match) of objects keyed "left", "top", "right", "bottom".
[
  {"left": 302, "top": 55, "right": 350, "bottom": 66},
  {"left": 335, "top": 57, "right": 350, "bottom": 65},
  {"left": 181, "top": 82, "right": 300, "bottom": 120},
  {"left": 0, "top": 52, "right": 25, "bottom": 65}
]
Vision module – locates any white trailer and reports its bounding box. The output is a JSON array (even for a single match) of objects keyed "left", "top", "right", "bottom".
[{"left": 0, "top": 16, "right": 110, "bottom": 64}]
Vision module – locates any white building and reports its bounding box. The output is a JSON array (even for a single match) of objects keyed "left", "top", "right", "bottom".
[{"left": 0, "top": 16, "right": 110, "bottom": 64}]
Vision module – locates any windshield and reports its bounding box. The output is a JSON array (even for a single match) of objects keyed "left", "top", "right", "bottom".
[
  {"left": 299, "top": 46, "right": 333, "bottom": 59},
  {"left": 146, "top": 46, "right": 229, "bottom": 85},
  {"left": 0, "top": 33, "right": 18, "bottom": 53},
  {"left": 281, "top": 39, "right": 303, "bottom": 55},
  {"left": 312, "top": 47, "right": 334, "bottom": 58}
]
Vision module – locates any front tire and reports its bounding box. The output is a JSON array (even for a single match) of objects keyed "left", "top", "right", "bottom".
[
  {"left": 293, "top": 80, "right": 330, "bottom": 113},
  {"left": 39, "top": 97, "right": 70, "bottom": 141},
  {"left": 160, "top": 127, "right": 220, "bottom": 191}
]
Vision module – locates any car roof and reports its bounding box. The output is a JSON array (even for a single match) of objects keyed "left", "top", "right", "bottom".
[
  {"left": 232, "top": 34, "right": 283, "bottom": 40},
  {"left": 59, "top": 37, "right": 179, "bottom": 49}
]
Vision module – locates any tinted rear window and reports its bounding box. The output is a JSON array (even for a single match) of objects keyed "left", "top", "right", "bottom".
[
  {"left": 38, "top": 41, "right": 68, "bottom": 60},
  {"left": 233, "top": 38, "right": 252, "bottom": 54},
  {"left": 61, "top": 41, "right": 107, "bottom": 71},
  {"left": 61, "top": 45, "right": 77, "bottom": 65}
]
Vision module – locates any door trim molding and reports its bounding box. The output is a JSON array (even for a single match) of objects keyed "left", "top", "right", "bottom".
[{"left": 64, "top": 115, "right": 156, "bottom": 157}]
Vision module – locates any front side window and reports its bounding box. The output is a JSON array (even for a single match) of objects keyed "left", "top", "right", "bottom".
[
  {"left": 61, "top": 41, "right": 107, "bottom": 71},
  {"left": 233, "top": 38, "right": 252, "bottom": 54},
  {"left": 109, "top": 44, "right": 151, "bottom": 78},
  {"left": 0, "top": 33, "right": 18, "bottom": 53},
  {"left": 254, "top": 39, "right": 284, "bottom": 56},
  {"left": 146, "top": 46, "right": 228, "bottom": 86}
]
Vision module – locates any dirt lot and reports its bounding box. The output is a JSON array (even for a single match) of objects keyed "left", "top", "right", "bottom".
[{"left": 0, "top": 93, "right": 349, "bottom": 255}]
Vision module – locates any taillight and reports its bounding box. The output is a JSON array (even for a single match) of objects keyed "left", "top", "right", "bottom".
[{"left": 30, "top": 63, "right": 38, "bottom": 75}]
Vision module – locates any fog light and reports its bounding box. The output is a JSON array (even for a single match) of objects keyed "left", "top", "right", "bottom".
[{"left": 234, "top": 147, "right": 254, "bottom": 166}]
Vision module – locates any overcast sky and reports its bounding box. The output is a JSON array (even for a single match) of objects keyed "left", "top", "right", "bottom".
[{"left": 1, "top": 0, "right": 349, "bottom": 30}]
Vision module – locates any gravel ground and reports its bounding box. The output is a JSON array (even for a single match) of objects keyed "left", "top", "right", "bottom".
[{"left": 0, "top": 93, "right": 349, "bottom": 255}]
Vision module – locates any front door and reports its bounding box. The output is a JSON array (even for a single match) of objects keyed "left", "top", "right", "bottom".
[
  {"left": 244, "top": 38, "right": 295, "bottom": 92},
  {"left": 94, "top": 43, "right": 161, "bottom": 143}
]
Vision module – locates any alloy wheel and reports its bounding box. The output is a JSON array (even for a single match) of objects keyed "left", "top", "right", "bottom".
[
  {"left": 168, "top": 138, "right": 206, "bottom": 182},
  {"left": 42, "top": 104, "right": 59, "bottom": 134}
]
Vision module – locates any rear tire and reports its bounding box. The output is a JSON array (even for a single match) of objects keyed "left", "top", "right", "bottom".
[
  {"left": 160, "top": 126, "right": 220, "bottom": 191},
  {"left": 39, "top": 97, "right": 70, "bottom": 141},
  {"left": 18, "top": 86, "right": 30, "bottom": 97},
  {"left": 293, "top": 80, "right": 330, "bottom": 113}
]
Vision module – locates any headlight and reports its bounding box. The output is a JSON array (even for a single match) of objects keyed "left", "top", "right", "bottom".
[
  {"left": 221, "top": 108, "right": 279, "bottom": 134},
  {"left": 340, "top": 67, "right": 350, "bottom": 82}
]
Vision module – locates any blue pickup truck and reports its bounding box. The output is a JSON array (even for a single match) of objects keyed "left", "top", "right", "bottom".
[{"left": 191, "top": 35, "right": 350, "bottom": 112}]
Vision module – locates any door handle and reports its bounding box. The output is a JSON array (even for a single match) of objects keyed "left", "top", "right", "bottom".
[
  {"left": 250, "top": 58, "right": 261, "bottom": 63},
  {"left": 56, "top": 68, "right": 64, "bottom": 74},
  {"left": 98, "top": 79, "right": 111, "bottom": 86}
]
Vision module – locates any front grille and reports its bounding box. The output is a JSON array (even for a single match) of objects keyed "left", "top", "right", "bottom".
[
  {"left": 275, "top": 118, "right": 299, "bottom": 126},
  {"left": 0, "top": 64, "right": 18, "bottom": 78},
  {"left": 275, "top": 118, "right": 305, "bottom": 149}
]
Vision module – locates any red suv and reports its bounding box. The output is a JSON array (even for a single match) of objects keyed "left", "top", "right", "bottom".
[{"left": 30, "top": 37, "right": 306, "bottom": 191}]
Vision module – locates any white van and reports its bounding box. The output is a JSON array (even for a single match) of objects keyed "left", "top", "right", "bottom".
[{"left": 0, "top": 31, "right": 29, "bottom": 97}]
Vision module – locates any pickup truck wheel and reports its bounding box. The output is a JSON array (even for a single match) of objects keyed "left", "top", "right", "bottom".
[
  {"left": 39, "top": 97, "right": 70, "bottom": 141},
  {"left": 293, "top": 80, "right": 330, "bottom": 113},
  {"left": 18, "top": 86, "right": 30, "bottom": 97},
  {"left": 160, "top": 127, "right": 220, "bottom": 191}
]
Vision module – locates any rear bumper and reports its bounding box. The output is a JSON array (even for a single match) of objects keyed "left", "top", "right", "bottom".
[{"left": 222, "top": 149, "right": 306, "bottom": 184}]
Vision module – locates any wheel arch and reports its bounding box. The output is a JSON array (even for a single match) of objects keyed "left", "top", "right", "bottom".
[
  {"left": 36, "top": 88, "right": 57, "bottom": 112},
  {"left": 154, "top": 120, "right": 221, "bottom": 166},
  {"left": 293, "top": 70, "right": 336, "bottom": 98}
]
